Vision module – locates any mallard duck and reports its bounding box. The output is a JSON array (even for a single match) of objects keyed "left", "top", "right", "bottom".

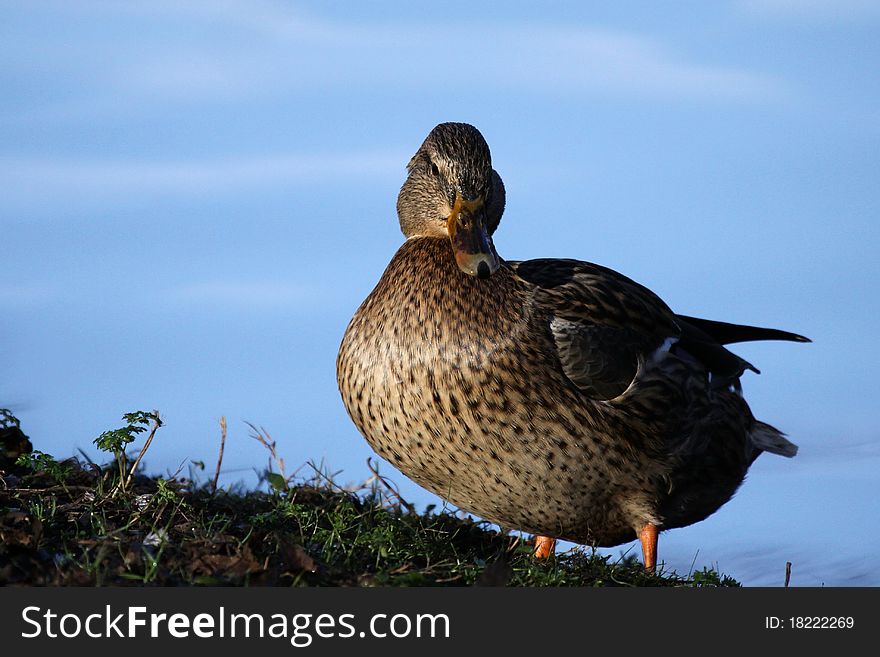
[{"left": 336, "top": 122, "right": 808, "bottom": 570}]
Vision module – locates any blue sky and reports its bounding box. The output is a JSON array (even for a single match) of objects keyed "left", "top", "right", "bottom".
[{"left": 2, "top": 0, "right": 878, "bottom": 585}]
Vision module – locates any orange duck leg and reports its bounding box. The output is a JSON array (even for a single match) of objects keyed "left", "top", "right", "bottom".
[
  {"left": 533, "top": 535, "right": 557, "bottom": 559},
  {"left": 639, "top": 523, "right": 659, "bottom": 572}
]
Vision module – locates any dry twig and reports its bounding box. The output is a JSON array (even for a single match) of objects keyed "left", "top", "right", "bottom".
[
  {"left": 210, "top": 416, "right": 227, "bottom": 496},
  {"left": 124, "top": 411, "right": 161, "bottom": 489}
]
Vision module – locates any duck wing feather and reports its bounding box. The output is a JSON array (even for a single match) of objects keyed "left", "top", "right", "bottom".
[{"left": 510, "top": 258, "right": 681, "bottom": 400}]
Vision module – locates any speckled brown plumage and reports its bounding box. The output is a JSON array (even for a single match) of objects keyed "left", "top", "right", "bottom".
[{"left": 336, "top": 122, "right": 808, "bottom": 553}]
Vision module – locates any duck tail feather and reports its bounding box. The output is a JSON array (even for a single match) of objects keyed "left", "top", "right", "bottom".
[
  {"left": 676, "top": 315, "right": 811, "bottom": 345},
  {"left": 751, "top": 421, "right": 798, "bottom": 458}
]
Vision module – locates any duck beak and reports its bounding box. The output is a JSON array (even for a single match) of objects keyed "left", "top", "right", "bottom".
[{"left": 447, "top": 192, "right": 501, "bottom": 279}]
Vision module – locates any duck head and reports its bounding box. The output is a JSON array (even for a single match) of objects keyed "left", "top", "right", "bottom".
[{"left": 397, "top": 122, "right": 506, "bottom": 279}]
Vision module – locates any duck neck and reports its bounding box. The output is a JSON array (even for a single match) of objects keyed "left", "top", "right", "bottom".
[{"left": 370, "top": 235, "right": 523, "bottom": 346}]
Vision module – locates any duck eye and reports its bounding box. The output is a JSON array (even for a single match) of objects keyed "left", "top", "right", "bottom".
[{"left": 430, "top": 162, "right": 440, "bottom": 177}]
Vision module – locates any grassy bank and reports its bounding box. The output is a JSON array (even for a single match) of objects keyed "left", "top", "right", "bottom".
[{"left": 0, "top": 410, "right": 739, "bottom": 587}]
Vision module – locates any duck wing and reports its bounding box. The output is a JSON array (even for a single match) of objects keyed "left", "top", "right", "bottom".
[
  {"left": 510, "top": 259, "right": 810, "bottom": 399},
  {"left": 510, "top": 258, "right": 681, "bottom": 400}
]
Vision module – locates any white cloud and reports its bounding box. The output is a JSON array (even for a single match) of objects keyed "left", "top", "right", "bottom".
[
  {"left": 483, "top": 27, "right": 782, "bottom": 101},
  {"left": 3, "top": 0, "right": 787, "bottom": 126},
  {"left": 0, "top": 151, "right": 405, "bottom": 207},
  {"left": 165, "top": 280, "right": 313, "bottom": 309}
]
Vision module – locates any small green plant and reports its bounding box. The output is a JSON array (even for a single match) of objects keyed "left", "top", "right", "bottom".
[
  {"left": 265, "top": 472, "right": 288, "bottom": 493},
  {"left": 690, "top": 566, "right": 740, "bottom": 587},
  {"left": 27, "top": 496, "right": 57, "bottom": 524},
  {"left": 15, "top": 450, "right": 72, "bottom": 484},
  {"left": 94, "top": 411, "right": 162, "bottom": 492},
  {"left": 1, "top": 408, "right": 21, "bottom": 429},
  {"left": 154, "top": 478, "right": 182, "bottom": 506}
]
